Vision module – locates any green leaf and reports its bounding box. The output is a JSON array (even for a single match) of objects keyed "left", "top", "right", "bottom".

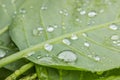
[
  {"left": 0, "top": 68, "right": 12, "bottom": 80},
  {"left": 36, "top": 66, "right": 100, "bottom": 80},
  {"left": 9, "top": 0, "right": 120, "bottom": 72},
  {"left": 0, "top": 0, "right": 28, "bottom": 71}
]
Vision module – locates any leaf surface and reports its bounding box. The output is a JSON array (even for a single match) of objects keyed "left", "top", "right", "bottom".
[{"left": 10, "top": 0, "right": 120, "bottom": 72}]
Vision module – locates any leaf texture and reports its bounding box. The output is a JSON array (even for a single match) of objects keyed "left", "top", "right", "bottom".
[{"left": 9, "top": 0, "right": 120, "bottom": 72}]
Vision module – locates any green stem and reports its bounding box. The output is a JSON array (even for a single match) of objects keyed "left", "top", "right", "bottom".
[
  {"left": 19, "top": 73, "right": 37, "bottom": 80},
  {"left": 0, "top": 26, "right": 8, "bottom": 35},
  {"left": 5, "top": 62, "right": 34, "bottom": 80}
]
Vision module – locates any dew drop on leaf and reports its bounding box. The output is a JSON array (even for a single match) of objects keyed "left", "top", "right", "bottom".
[
  {"left": 93, "top": 56, "right": 101, "bottom": 61},
  {"left": 53, "top": 25, "right": 58, "bottom": 28},
  {"left": 84, "top": 42, "right": 90, "bottom": 47},
  {"left": 59, "top": 10, "right": 63, "bottom": 14},
  {"left": 0, "top": 49, "right": 6, "bottom": 58},
  {"left": 77, "top": 7, "right": 81, "bottom": 12},
  {"left": 71, "top": 34, "right": 78, "bottom": 40},
  {"left": 82, "top": 33, "right": 88, "bottom": 37},
  {"left": 19, "top": 8, "right": 26, "bottom": 14},
  {"left": 47, "top": 26, "right": 54, "bottom": 32},
  {"left": 25, "top": 51, "right": 35, "bottom": 57},
  {"left": 111, "top": 35, "right": 119, "bottom": 40},
  {"left": 75, "top": 18, "right": 80, "bottom": 22},
  {"left": 109, "top": 24, "right": 118, "bottom": 30},
  {"left": 44, "top": 44, "right": 53, "bottom": 52},
  {"left": 80, "top": 10, "right": 86, "bottom": 15},
  {"left": 41, "top": 6, "right": 47, "bottom": 10},
  {"left": 58, "top": 50, "right": 77, "bottom": 62},
  {"left": 33, "top": 27, "right": 43, "bottom": 36},
  {"left": 39, "top": 56, "right": 53, "bottom": 63},
  {"left": 88, "top": 11, "right": 97, "bottom": 17},
  {"left": 62, "top": 38, "right": 71, "bottom": 45}
]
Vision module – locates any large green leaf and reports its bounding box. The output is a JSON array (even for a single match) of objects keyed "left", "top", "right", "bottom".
[{"left": 9, "top": 0, "right": 120, "bottom": 72}]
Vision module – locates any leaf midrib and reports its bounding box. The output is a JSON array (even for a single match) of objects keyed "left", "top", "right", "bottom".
[{"left": 22, "top": 19, "right": 120, "bottom": 56}]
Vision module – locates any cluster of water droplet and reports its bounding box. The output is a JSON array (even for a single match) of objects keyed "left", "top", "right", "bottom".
[
  {"left": 33, "top": 27, "right": 44, "bottom": 36},
  {"left": 109, "top": 24, "right": 120, "bottom": 46},
  {"left": 59, "top": 9, "right": 69, "bottom": 16}
]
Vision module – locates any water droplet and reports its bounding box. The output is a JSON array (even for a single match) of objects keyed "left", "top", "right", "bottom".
[
  {"left": 77, "top": 7, "right": 81, "bottom": 11},
  {"left": 59, "top": 10, "right": 63, "bottom": 14},
  {"left": 59, "top": 9, "right": 68, "bottom": 16},
  {"left": 82, "top": 33, "right": 88, "bottom": 37},
  {"left": 14, "top": 11, "right": 17, "bottom": 15},
  {"left": 33, "top": 27, "right": 43, "bottom": 36},
  {"left": 71, "top": 34, "right": 78, "bottom": 40},
  {"left": 47, "top": 26, "right": 54, "bottom": 32},
  {"left": 75, "top": 18, "right": 80, "bottom": 22},
  {"left": 88, "top": 11, "right": 97, "bottom": 17},
  {"left": 39, "top": 56, "right": 53, "bottom": 63},
  {"left": 117, "top": 43, "right": 120, "bottom": 46},
  {"left": 44, "top": 44, "right": 53, "bottom": 52},
  {"left": 53, "top": 25, "right": 58, "bottom": 28},
  {"left": 80, "top": 10, "right": 86, "bottom": 15},
  {"left": 111, "top": 35, "right": 119, "bottom": 40},
  {"left": 30, "top": 6, "right": 33, "bottom": 9},
  {"left": 84, "top": 42, "right": 90, "bottom": 47},
  {"left": 109, "top": 24, "right": 118, "bottom": 30},
  {"left": 62, "top": 39, "right": 71, "bottom": 45},
  {"left": 38, "top": 27, "right": 44, "bottom": 31},
  {"left": 0, "top": 49, "right": 6, "bottom": 58},
  {"left": 99, "top": 9, "right": 104, "bottom": 13},
  {"left": 26, "top": 51, "right": 35, "bottom": 57},
  {"left": 41, "top": 6, "right": 47, "bottom": 10},
  {"left": 58, "top": 50, "right": 77, "bottom": 62},
  {"left": 37, "top": 56, "right": 41, "bottom": 59},
  {"left": 19, "top": 8, "right": 26, "bottom": 14},
  {"left": 93, "top": 56, "right": 101, "bottom": 61}
]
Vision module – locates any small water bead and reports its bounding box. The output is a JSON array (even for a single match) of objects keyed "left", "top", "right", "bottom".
[
  {"left": 75, "top": 18, "right": 80, "bottom": 22},
  {"left": 41, "top": 6, "right": 47, "bottom": 10},
  {"left": 47, "top": 26, "right": 54, "bottom": 32},
  {"left": 59, "top": 9, "right": 68, "bottom": 16},
  {"left": 99, "top": 9, "right": 104, "bottom": 13},
  {"left": 33, "top": 27, "right": 43, "bottom": 36},
  {"left": 93, "top": 56, "right": 101, "bottom": 61},
  {"left": 19, "top": 8, "right": 26, "bottom": 14},
  {"left": 0, "top": 49, "right": 6, "bottom": 58},
  {"left": 30, "top": 6, "right": 33, "bottom": 9},
  {"left": 77, "top": 7, "right": 81, "bottom": 12},
  {"left": 27, "top": 51, "right": 35, "bottom": 57},
  {"left": 39, "top": 57, "right": 53, "bottom": 63},
  {"left": 38, "top": 27, "right": 44, "bottom": 31},
  {"left": 80, "top": 10, "right": 86, "bottom": 15},
  {"left": 59, "top": 10, "right": 63, "bottom": 14},
  {"left": 44, "top": 44, "right": 53, "bottom": 52},
  {"left": 82, "top": 33, "right": 88, "bottom": 37},
  {"left": 111, "top": 35, "right": 119, "bottom": 40},
  {"left": 88, "top": 11, "right": 97, "bottom": 17},
  {"left": 62, "top": 39, "right": 71, "bottom": 45},
  {"left": 58, "top": 50, "right": 77, "bottom": 62},
  {"left": 71, "top": 34, "right": 78, "bottom": 40},
  {"left": 53, "top": 25, "right": 58, "bottom": 28},
  {"left": 37, "top": 56, "right": 41, "bottom": 59},
  {"left": 109, "top": 24, "right": 118, "bottom": 30},
  {"left": 84, "top": 42, "right": 90, "bottom": 47}
]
